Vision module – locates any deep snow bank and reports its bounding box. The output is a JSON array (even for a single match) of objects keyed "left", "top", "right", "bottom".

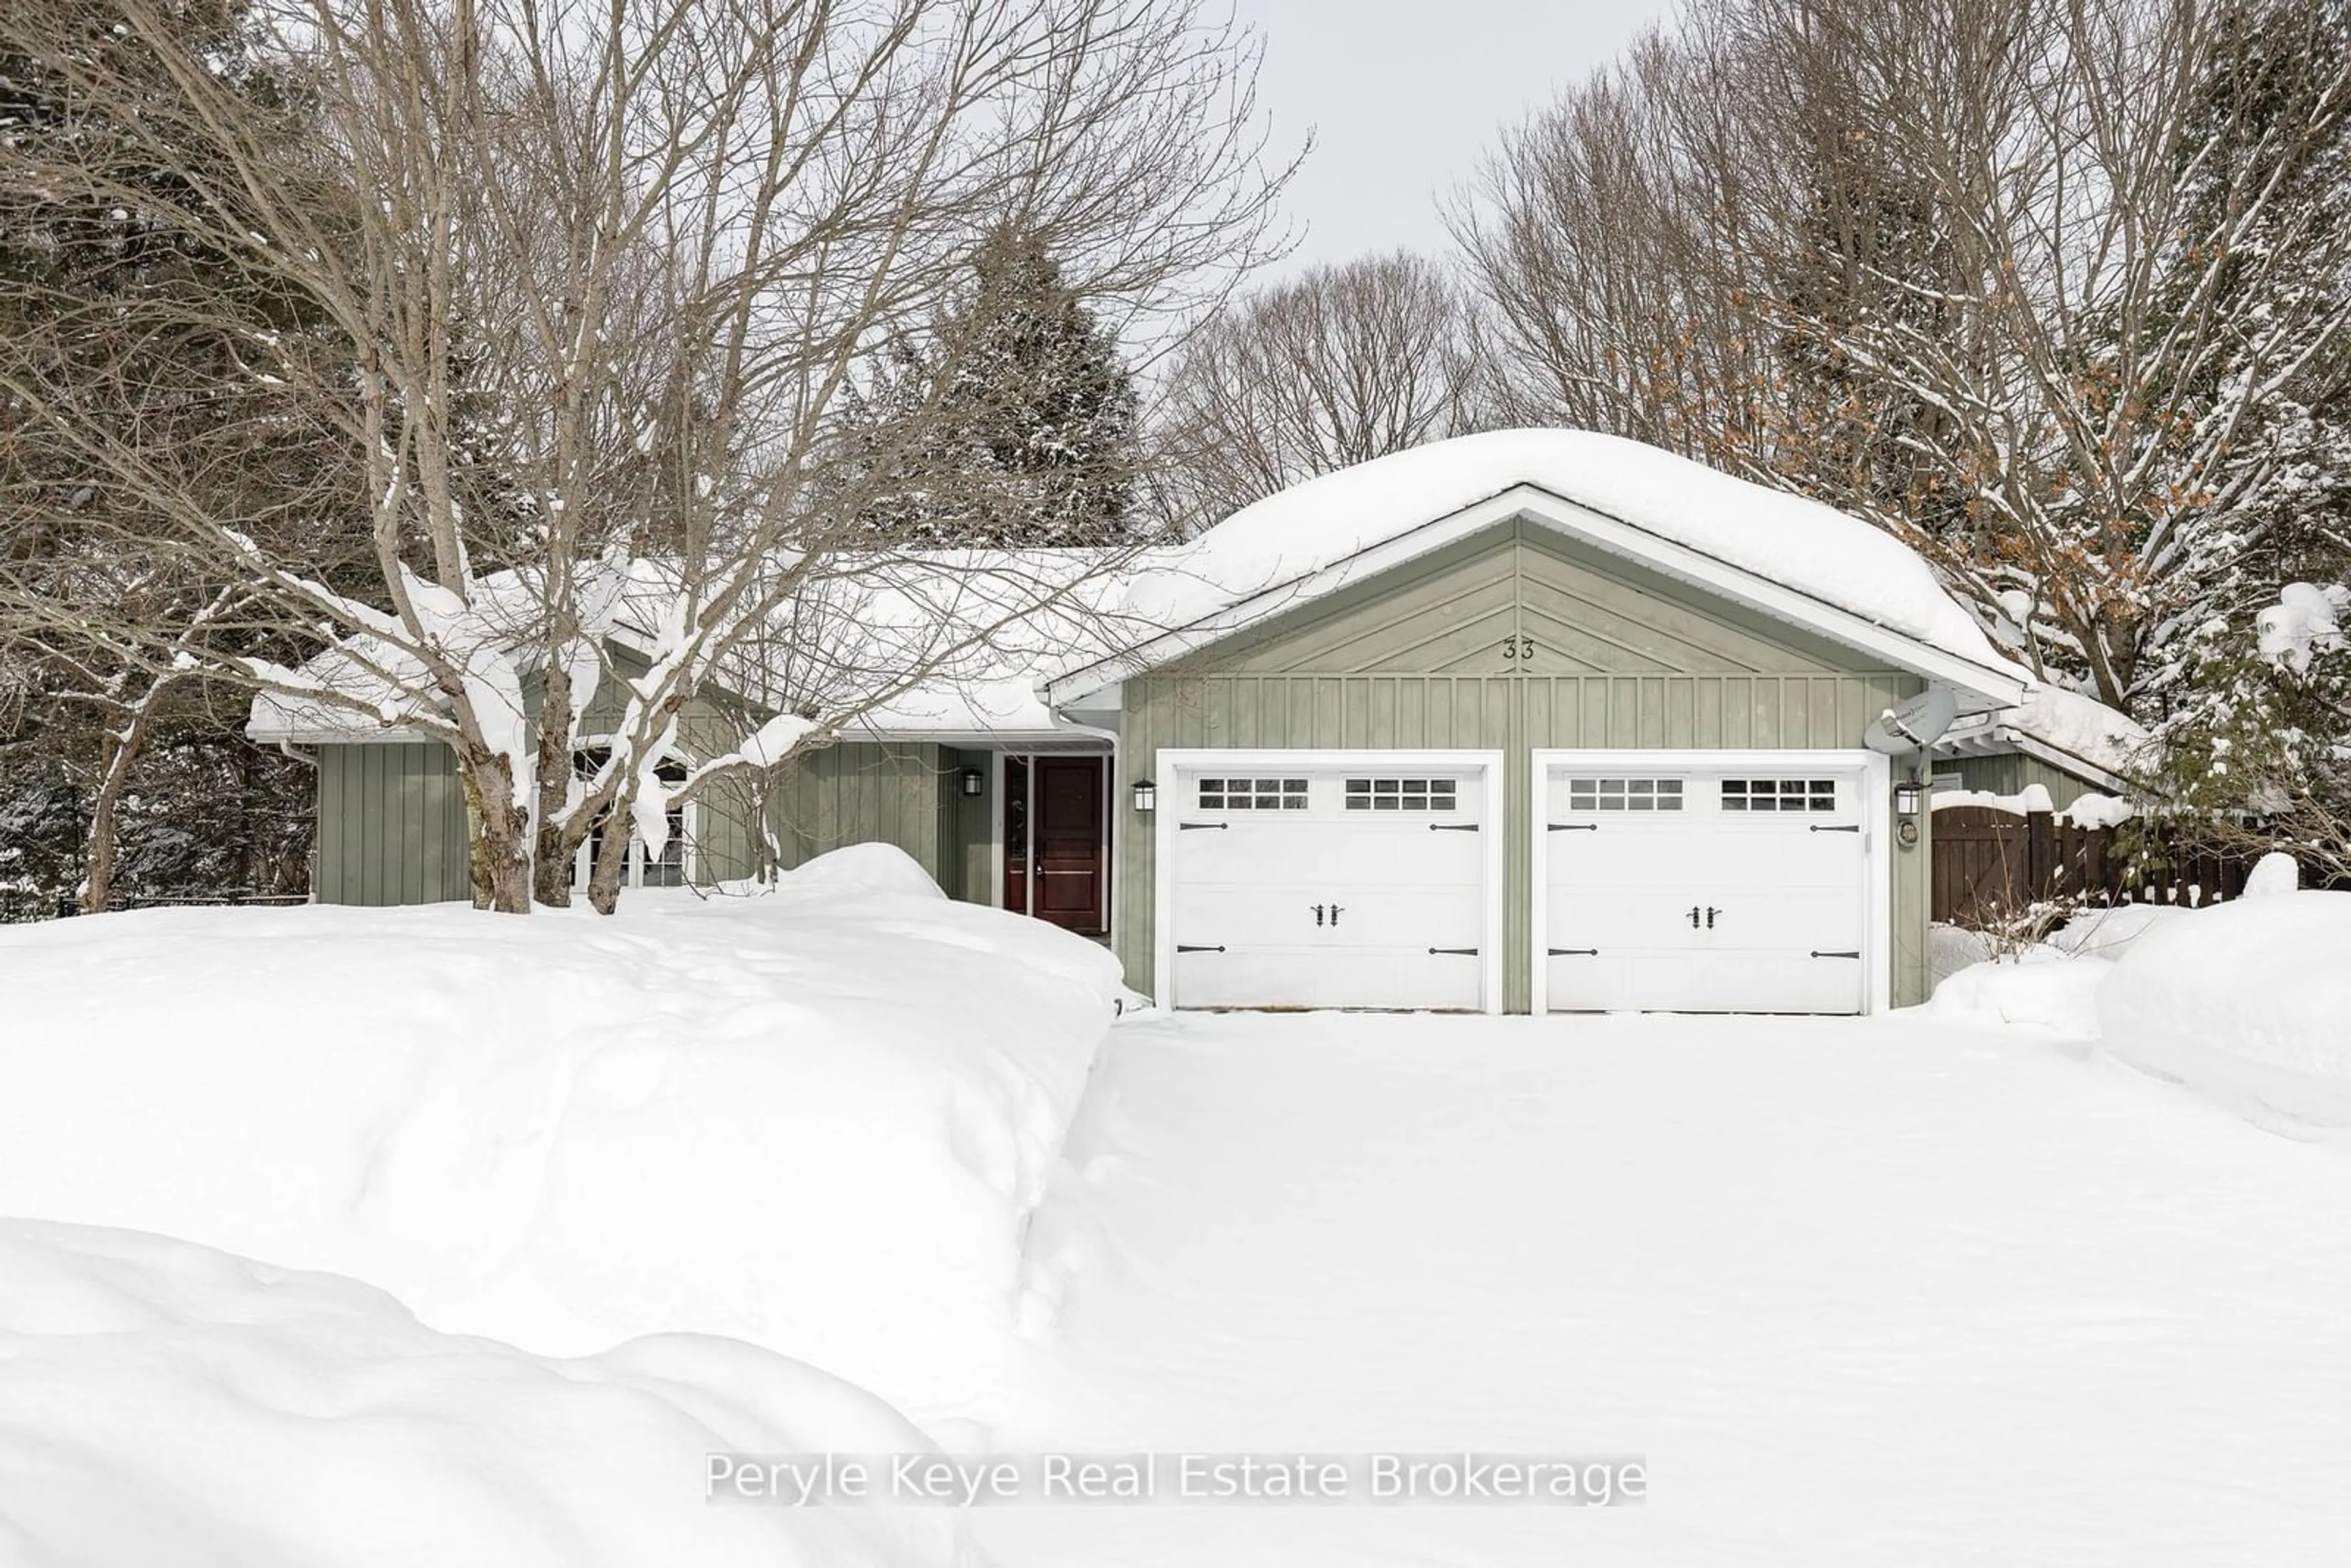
[
  {"left": 2096, "top": 891, "right": 2351, "bottom": 1141},
  {"left": 1929, "top": 883, "right": 2351, "bottom": 1139},
  {"left": 1922, "top": 948, "right": 2112, "bottom": 1037},
  {"left": 1922, "top": 902, "right": 2189, "bottom": 1033},
  {"left": 0, "top": 846, "right": 1124, "bottom": 1417},
  {"left": 0, "top": 1218, "right": 973, "bottom": 1568}
]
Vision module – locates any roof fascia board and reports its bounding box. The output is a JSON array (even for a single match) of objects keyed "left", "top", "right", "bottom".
[{"left": 244, "top": 726, "right": 441, "bottom": 746}]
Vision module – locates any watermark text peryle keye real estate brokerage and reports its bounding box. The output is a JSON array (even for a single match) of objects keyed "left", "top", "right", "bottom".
[{"left": 707, "top": 1452, "right": 1648, "bottom": 1507}]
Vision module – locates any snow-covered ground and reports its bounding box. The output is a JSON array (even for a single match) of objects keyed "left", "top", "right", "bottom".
[
  {"left": 978, "top": 1010, "right": 2351, "bottom": 1566},
  {"left": 0, "top": 846, "right": 1124, "bottom": 1424},
  {"left": 2098, "top": 890, "right": 2351, "bottom": 1139},
  {"left": 0, "top": 1218, "right": 975, "bottom": 1568},
  {"left": 8, "top": 857, "right": 2350, "bottom": 1564},
  {"left": 1926, "top": 869, "right": 2351, "bottom": 1141}
]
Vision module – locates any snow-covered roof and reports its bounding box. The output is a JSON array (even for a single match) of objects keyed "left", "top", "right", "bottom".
[
  {"left": 246, "top": 556, "right": 677, "bottom": 746},
  {"left": 2001, "top": 686, "right": 2152, "bottom": 778},
  {"left": 1043, "top": 430, "right": 2031, "bottom": 704},
  {"left": 254, "top": 430, "right": 2037, "bottom": 751},
  {"left": 849, "top": 669, "right": 1104, "bottom": 745},
  {"left": 1935, "top": 685, "right": 2151, "bottom": 791},
  {"left": 247, "top": 551, "right": 1124, "bottom": 748}
]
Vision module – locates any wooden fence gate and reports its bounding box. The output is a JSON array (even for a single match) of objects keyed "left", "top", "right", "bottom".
[{"left": 1932, "top": 806, "right": 2254, "bottom": 926}]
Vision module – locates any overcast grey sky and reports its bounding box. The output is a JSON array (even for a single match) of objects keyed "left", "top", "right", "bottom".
[{"left": 1232, "top": 0, "right": 1678, "bottom": 277}]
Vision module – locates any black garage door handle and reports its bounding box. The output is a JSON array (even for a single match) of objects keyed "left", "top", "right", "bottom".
[
  {"left": 1810, "top": 823, "right": 1861, "bottom": 833},
  {"left": 1428, "top": 947, "right": 1480, "bottom": 956},
  {"left": 1810, "top": 949, "right": 1861, "bottom": 959},
  {"left": 1179, "top": 822, "right": 1228, "bottom": 831},
  {"left": 1176, "top": 943, "right": 1226, "bottom": 953},
  {"left": 1548, "top": 947, "right": 1599, "bottom": 956},
  {"left": 1428, "top": 822, "right": 1480, "bottom": 831}
]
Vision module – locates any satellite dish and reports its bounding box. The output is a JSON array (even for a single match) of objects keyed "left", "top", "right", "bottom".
[{"left": 1864, "top": 685, "right": 1958, "bottom": 755}]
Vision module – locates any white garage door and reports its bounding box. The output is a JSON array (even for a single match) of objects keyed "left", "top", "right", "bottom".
[
  {"left": 1539, "top": 756, "right": 1875, "bottom": 1015},
  {"left": 1167, "top": 757, "right": 1493, "bottom": 1010}
]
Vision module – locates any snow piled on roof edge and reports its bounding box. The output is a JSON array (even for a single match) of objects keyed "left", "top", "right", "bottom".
[{"left": 1098, "top": 429, "right": 2025, "bottom": 681}]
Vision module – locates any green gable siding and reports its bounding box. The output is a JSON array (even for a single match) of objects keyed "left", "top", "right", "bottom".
[
  {"left": 1174, "top": 523, "right": 1873, "bottom": 678},
  {"left": 314, "top": 744, "right": 473, "bottom": 905},
  {"left": 1117, "top": 516, "right": 1939, "bottom": 1010}
]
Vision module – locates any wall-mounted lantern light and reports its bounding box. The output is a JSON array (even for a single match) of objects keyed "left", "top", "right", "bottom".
[
  {"left": 1132, "top": 778, "right": 1157, "bottom": 813},
  {"left": 959, "top": 767, "right": 985, "bottom": 798},
  {"left": 1894, "top": 780, "right": 1924, "bottom": 817}
]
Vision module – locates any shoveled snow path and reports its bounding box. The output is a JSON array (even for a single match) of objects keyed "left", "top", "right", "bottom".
[{"left": 979, "top": 1013, "right": 2351, "bottom": 1566}]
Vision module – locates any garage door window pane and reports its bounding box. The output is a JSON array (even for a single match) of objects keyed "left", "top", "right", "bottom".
[
  {"left": 1565, "top": 777, "right": 1683, "bottom": 812},
  {"left": 1721, "top": 778, "right": 1839, "bottom": 813},
  {"left": 1344, "top": 777, "right": 1460, "bottom": 812},
  {"left": 1198, "top": 776, "right": 1308, "bottom": 811}
]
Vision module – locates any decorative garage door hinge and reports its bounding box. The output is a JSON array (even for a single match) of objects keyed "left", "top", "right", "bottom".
[
  {"left": 1548, "top": 822, "right": 1599, "bottom": 831},
  {"left": 1427, "top": 947, "right": 1480, "bottom": 956},
  {"left": 1548, "top": 947, "right": 1599, "bottom": 956},
  {"left": 1176, "top": 943, "right": 1226, "bottom": 953},
  {"left": 1810, "top": 949, "right": 1862, "bottom": 959},
  {"left": 1809, "top": 823, "right": 1861, "bottom": 833},
  {"left": 1428, "top": 822, "right": 1480, "bottom": 831},
  {"left": 1179, "top": 822, "right": 1228, "bottom": 831}
]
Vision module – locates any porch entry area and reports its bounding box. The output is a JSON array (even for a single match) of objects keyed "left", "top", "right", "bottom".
[{"left": 1000, "top": 752, "right": 1111, "bottom": 937}]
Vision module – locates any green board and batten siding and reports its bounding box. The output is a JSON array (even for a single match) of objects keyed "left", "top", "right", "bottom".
[
  {"left": 313, "top": 726, "right": 972, "bottom": 903},
  {"left": 1112, "top": 516, "right": 1940, "bottom": 1010},
  {"left": 756, "top": 742, "right": 956, "bottom": 882},
  {"left": 937, "top": 749, "right": 996, "bottom": 905},
  {"left": 314, "top": 744, "right": 474, "bottom": 905}
]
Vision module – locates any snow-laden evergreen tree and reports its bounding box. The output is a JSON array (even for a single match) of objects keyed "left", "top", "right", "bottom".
[
  {"left": 845, "top": 231, "right": 1144, "bottom": 546},
  {"left": 2126, "top": 0, "right": 2351, "bottom": 706},
  {"left": 1801, "top": 0, "right": 2351, "bottom": 710},
  {"left": 2141, "top": 580, "right": 2351, "bottom": 880},
  {"left": 2129, "top": 0, "right": 2351, "bottom": 874}
]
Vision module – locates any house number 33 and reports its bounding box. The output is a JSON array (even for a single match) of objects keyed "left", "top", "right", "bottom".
[{"left": 1501, "top": 635, "right": 1535, "bottom": 661}]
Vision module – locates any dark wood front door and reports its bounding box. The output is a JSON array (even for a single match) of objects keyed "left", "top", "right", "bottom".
[{"left": 1007, "top": 754, "right": 1107, "bottom": 934}]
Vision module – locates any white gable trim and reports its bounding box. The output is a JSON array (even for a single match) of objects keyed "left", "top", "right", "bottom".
[
  {"left": 2007, "top": 732, "right": 2133, "bottom": 794},
  {"left": 1935, "top": 727, "right": 2136, "bottom": 795},
  {"left": 1044, "top": 483, "right": 2030, "bottom": 711}
]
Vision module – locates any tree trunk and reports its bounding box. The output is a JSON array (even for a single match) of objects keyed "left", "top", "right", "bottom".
[
  {"left": 460, "top": 750, "right": 534, "bottom": 913},
  {"left": 79, "top": 683, "right": 171, "bottom": 915},
  {"left": 531, "top": 661, "right": 582, "bottom": 907},
  {"left": 586, "top": 789, "right": 633, "bottom": 915},
  {"left": 80, "top": 746, "right": 127, "bottom": 917}
]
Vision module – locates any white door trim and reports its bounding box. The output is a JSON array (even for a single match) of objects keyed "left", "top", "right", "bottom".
[
  {"left": 1154, "top": 748, "right": 1507, "bottom": 1015},
  {"left": 1529, "top": 748, "right": 1892, "bottom": 1015},
  {"left": 986, "top": 749, "right": 1007, "bottom": 910}
]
